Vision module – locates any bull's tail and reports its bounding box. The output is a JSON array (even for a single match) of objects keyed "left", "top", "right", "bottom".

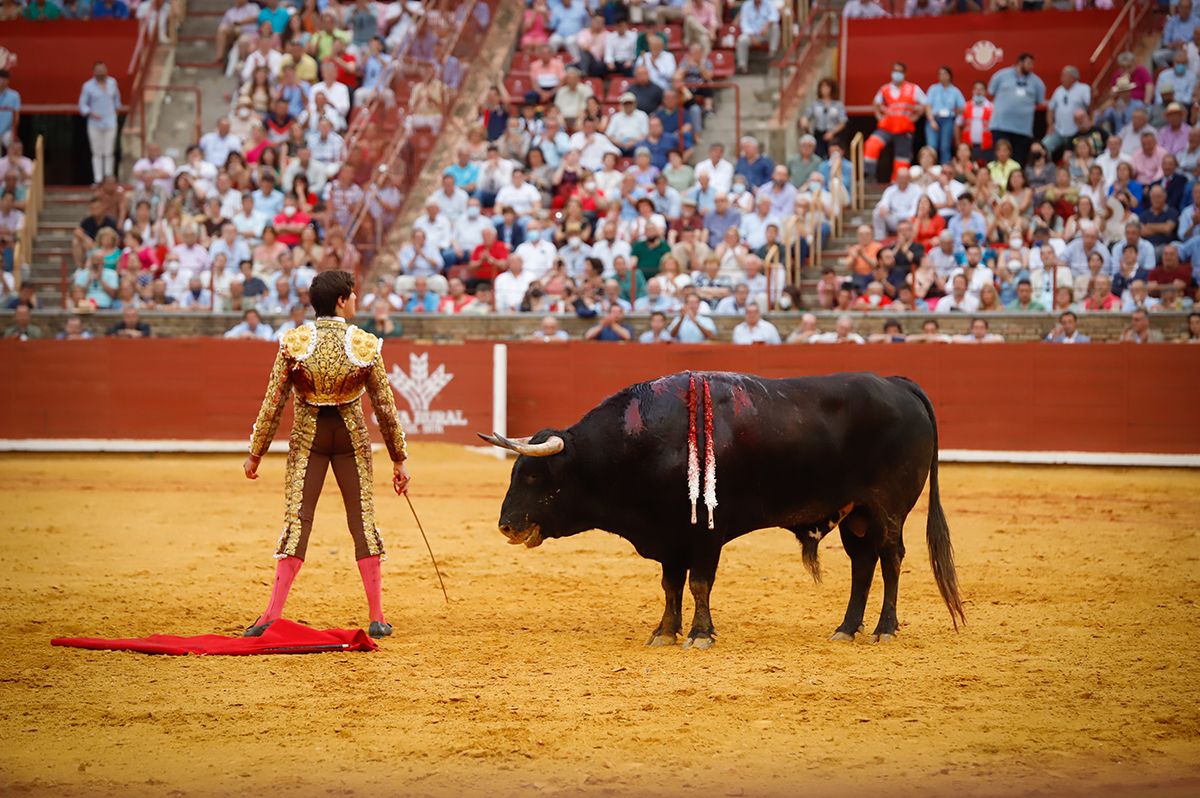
[{"left": 906, "top": 381, "right": 966, "bottom": 630}]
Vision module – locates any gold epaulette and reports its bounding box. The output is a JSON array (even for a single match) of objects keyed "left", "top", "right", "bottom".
[{"left": 345, "top": 325, "right": 382, "bottom": 368}]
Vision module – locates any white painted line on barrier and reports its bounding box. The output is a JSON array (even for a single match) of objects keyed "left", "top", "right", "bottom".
[{"left": 0, "top": 440, "right": 1197, "bottom": 467}]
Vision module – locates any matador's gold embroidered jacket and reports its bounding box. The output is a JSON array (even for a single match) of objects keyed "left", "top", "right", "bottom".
[{"left": 248, "top": 316, "right": 407, "bottom": 559}]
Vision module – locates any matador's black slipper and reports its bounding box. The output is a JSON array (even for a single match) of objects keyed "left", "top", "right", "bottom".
[
  {"left": 242, "top": 619, "right": 276, "bottom": 637},
  {"left": 368, "top": 621, "right": 393, "bottom": 639}
]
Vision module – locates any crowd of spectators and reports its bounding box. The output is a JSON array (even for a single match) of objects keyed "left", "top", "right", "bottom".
[
  {"left": 6, "top": 0, "right": 1200, "bottom": 347},
  {"left": 780, "top": 0, "right": 1197, "bottom": 347},
  {"left": 43, "top": 0, "right": 471, "bottom": 335}
]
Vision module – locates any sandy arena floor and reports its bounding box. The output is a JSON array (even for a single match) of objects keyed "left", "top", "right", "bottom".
[{"left": 1, "top": 447, "right": 1198, "bottom": 797}]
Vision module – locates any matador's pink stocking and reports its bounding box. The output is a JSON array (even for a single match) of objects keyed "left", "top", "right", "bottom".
[
  {"left": 357, "top": 555, "right": 386, "bottom": 623},
  {"left": 258, "top": 555, "right": 303, "bottom": 625}
]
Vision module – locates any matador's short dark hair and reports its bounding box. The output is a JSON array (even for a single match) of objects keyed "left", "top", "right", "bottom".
[{"left": 310, "top": 271, "right": 355, "bottom": 317}]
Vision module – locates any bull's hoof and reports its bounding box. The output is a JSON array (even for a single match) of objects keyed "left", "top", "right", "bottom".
[
  {"left": 683, "top": 634, "right": 714, "bottom": 650},
  {"left": 870, "top": 632, "right": 896, "bottom": 644},
  {"left": 646, "top": 633, "right": 678, "bottom": 647},
  {"left": 829, "top": 631, "right": 855, "bottom": 642}
]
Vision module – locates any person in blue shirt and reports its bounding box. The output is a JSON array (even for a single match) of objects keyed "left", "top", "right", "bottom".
[
  {"left": 734, "top": 136, "right": 774, "bottom": 189},
  {"left": 404, "top": 276, "right": 441, "bottom": 313},
  {"left": 78, "top": 61, "right": 121, "bottom": 184},
  {"left": 0, "top": 70, "right": 19, "bottom": 154},
  {"left": 548, "top": 0, "right": 592, "bottom": 62},
  {"left": 258, "top": 0, "right": 291, "bottom": 37},
  {"left": 1155, "top": 0, "right": 1200, "bottom": 69},
  {"left": 444, "top": 153, "right": 480, "bottom": 194},
  {"left": 987, "top": 53, "right": 1046, "bottom": 163},
  {"left": 91, "top": 0, "right": 129, "bottom": 19},
  {"left": 639, "top": 117, "right": 678, "bottom": 170},
  {"left": 925, "top": 66, "right": 965, "bottom": 164}
]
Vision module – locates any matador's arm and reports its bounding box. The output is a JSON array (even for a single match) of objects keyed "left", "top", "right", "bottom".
[
  {"left": 366, "top": 351, "right": 408, "bottom": 463},
  {"left": 248, "top": 348, "right": 293, "bottom": 458}
]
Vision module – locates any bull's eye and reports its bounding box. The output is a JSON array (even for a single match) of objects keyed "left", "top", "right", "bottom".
[{"left": 523, "top": 473, "right": 539, "bottom": 486}]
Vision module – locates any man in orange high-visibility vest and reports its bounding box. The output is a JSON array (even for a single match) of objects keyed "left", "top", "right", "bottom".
[{"left": 864, "top": 62, "right": 926, "bottom": 183}]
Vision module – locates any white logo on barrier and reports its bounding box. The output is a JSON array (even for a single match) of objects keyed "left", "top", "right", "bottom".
[
  {"left": 387, "top": 352, "right": 468, "bottom": 435},
  {"left": 965, "top": 41, "right": 1004, "bottom": 71}
]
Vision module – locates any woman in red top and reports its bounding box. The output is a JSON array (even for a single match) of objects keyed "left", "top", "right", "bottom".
[{"left": 910, "top": 196, "right": 945, "bottom": 249}]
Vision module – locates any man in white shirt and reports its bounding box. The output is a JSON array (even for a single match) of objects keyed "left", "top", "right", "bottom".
[
  {"left": 1061, "top": 223, "right": 1111, "bottom": 277},
  {"left": 607, "top": 93, "right": 650, "bottom": 154},
  {"left": 568, "top": 115, "right": 620, "bottom": 171},
  {"left": 241, "top": 35, "right": 283, "bottom": 83},
  {"left": 738, "top": 196, "right": 780, "bottom": 250},
  {"left": 1118, "top": 107, "right": 1156, "bottom": 156},
  {"left": 811, "top": 314, "right": 865, "bottom": 343},
  {"left": 558, "top": 236, "right": 594, "bottom": 279},
  {"left": 494, "top": 255, "right": 534, "bottom": 312},
  {"left": 935, "top": 273, "right": 980, "bottom": 313},
  {"left": 843, "top": 0, "right": 890, "bottom": 18},
  {"left": 428, "top": 172, "right": 469, "bottom": 222},
  {"left": 131, "top": 142, "right": 176, "bottom": 194},
  {"left": 305, "top": 118, "right": 345, "bottom": 176},
  {"left": 950, "top": 244, "right": 995, "bottom": 301},
  {"left": 199, "top": 118, "right": 242, "bottom": 167},
  {"left": 1095, "top": 134, "right": 1133, "bottom": 185},
  {"left": 397, "top": 229, "right": 444, "bottom": 277},
  {"left": 637, "top": 36, "right": 677, "bottom": 91},
  {"left": 476, "top": 145, "right": 516, "bottom": 207},
  {"left": 512, "top": 221, "right": 557, "bottom": 281},
  {"left": 694, "top": 142, "right": 734, "bottom": 194},
  {"left": 714, "top": 282, "right": 751, "bottom": 315},
  {"left": 493, "top": 168, "right": 542, "bottom": 216},
  {"left": 209, "top": 221, "right": 252, "bottom": 267},
  {"left": 452, "top": 198, "right": 493, "bottom": 256},
  {"left": 1042, "top": 65, "right": 1092, "bottom": 159},
  {"left": 591, "top": 220, "right": 632, "bottom": 275},
  {"left": 731, "top": 303, "right": 781, "bottom": 344},
  {"left": 310, "top": 62, "right": 352, "bottom": 121},
  {"left": 413, "top": 200, "right": 455, "bottom": 264},
  {"left": 224, "top": 309, "right": 275, "bottom": 340},
  {"left": 604, "top": 18, "right": 638, "bottom": 75},
  {"left": 736, "top": 0, "right": 781, "bottom": 73},
  {"left": 871, "top": 167, "right": 923, "bottom": 239},
  {"left": 232, "top": 193, "right": 266, "bottom": 245}
]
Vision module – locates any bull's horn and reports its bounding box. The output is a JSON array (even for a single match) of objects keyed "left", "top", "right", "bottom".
[{"left": 477, "top": 432, "right": 564, "bottom": 457}]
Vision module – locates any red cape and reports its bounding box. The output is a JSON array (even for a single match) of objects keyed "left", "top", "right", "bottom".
[{"left": 51, "top": 619, "right": 379, "bottom": 655}]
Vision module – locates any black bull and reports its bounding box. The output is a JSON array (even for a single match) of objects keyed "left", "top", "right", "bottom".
[{"left": 481, "top": 371, "right": 965, "bottom": 648}]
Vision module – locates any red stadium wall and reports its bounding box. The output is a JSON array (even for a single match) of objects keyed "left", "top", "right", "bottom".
[
  {"left": 839, "top": 9, "right": 1120, "bottom": 112},
  {"left": 1, "top": 21, "right": 140, "bottom": 108},
  {"left": 2, "top": 340, "right": 1199, "bottom": 455}
]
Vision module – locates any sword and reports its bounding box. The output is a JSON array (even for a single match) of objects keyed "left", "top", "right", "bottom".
[{"left": 396, "top": 482, "right": 450, "bottom": 604}]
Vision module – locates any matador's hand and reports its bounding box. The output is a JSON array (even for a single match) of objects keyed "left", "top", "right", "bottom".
[
  {"left": 243, "top": 454, "right": 261, "bottom": 480},
  {"left": 393, "top": 461, "right": 411, "bottom": 495}
]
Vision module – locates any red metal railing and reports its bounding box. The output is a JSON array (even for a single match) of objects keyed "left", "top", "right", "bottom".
[
  {"left": 1089, "top": 0, "right": 1156, "bottom": 102},
  {"left": 342, "top": 0, "right": 500, "bottom": 288},
  {"left": 772, "top": 4, "right": 838, "bottom": 124}
]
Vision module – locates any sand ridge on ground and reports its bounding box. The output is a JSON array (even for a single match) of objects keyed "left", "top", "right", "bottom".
[{"left": 1, "top": 447, "right": 1198, "bottom": 797}]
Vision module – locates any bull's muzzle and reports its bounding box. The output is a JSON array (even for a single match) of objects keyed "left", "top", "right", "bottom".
[{"left": 499, "top": 523, "right": 543, "bottom": 548}]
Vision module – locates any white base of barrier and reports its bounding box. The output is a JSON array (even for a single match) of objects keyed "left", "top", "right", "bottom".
[{"left": 0, "top": 440, "right": 1197, "bottom": 467}]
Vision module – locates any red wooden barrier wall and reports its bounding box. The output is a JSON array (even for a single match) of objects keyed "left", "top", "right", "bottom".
[
  {"left": 839, "top": 9, "right": 1120, "bottom": 112},
  {"left": 1, "top": 21, "right": 140, "bottom": 108},
  {"left": 1, "top": 340, "right": 1198, "bottom": 454}
]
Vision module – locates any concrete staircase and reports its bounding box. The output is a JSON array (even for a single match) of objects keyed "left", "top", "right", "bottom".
[
  {"left": 703, "top": 57, "right": 779, "bottom": 154},
  {"left": 797, "top": 186, "right": 884, "bottom": 308},
  {"left": 154, "top": 0, "right": 232, "bottom": 159},
  {"left": 27, "top": 187, "right": 92, "bottom": 307}
]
